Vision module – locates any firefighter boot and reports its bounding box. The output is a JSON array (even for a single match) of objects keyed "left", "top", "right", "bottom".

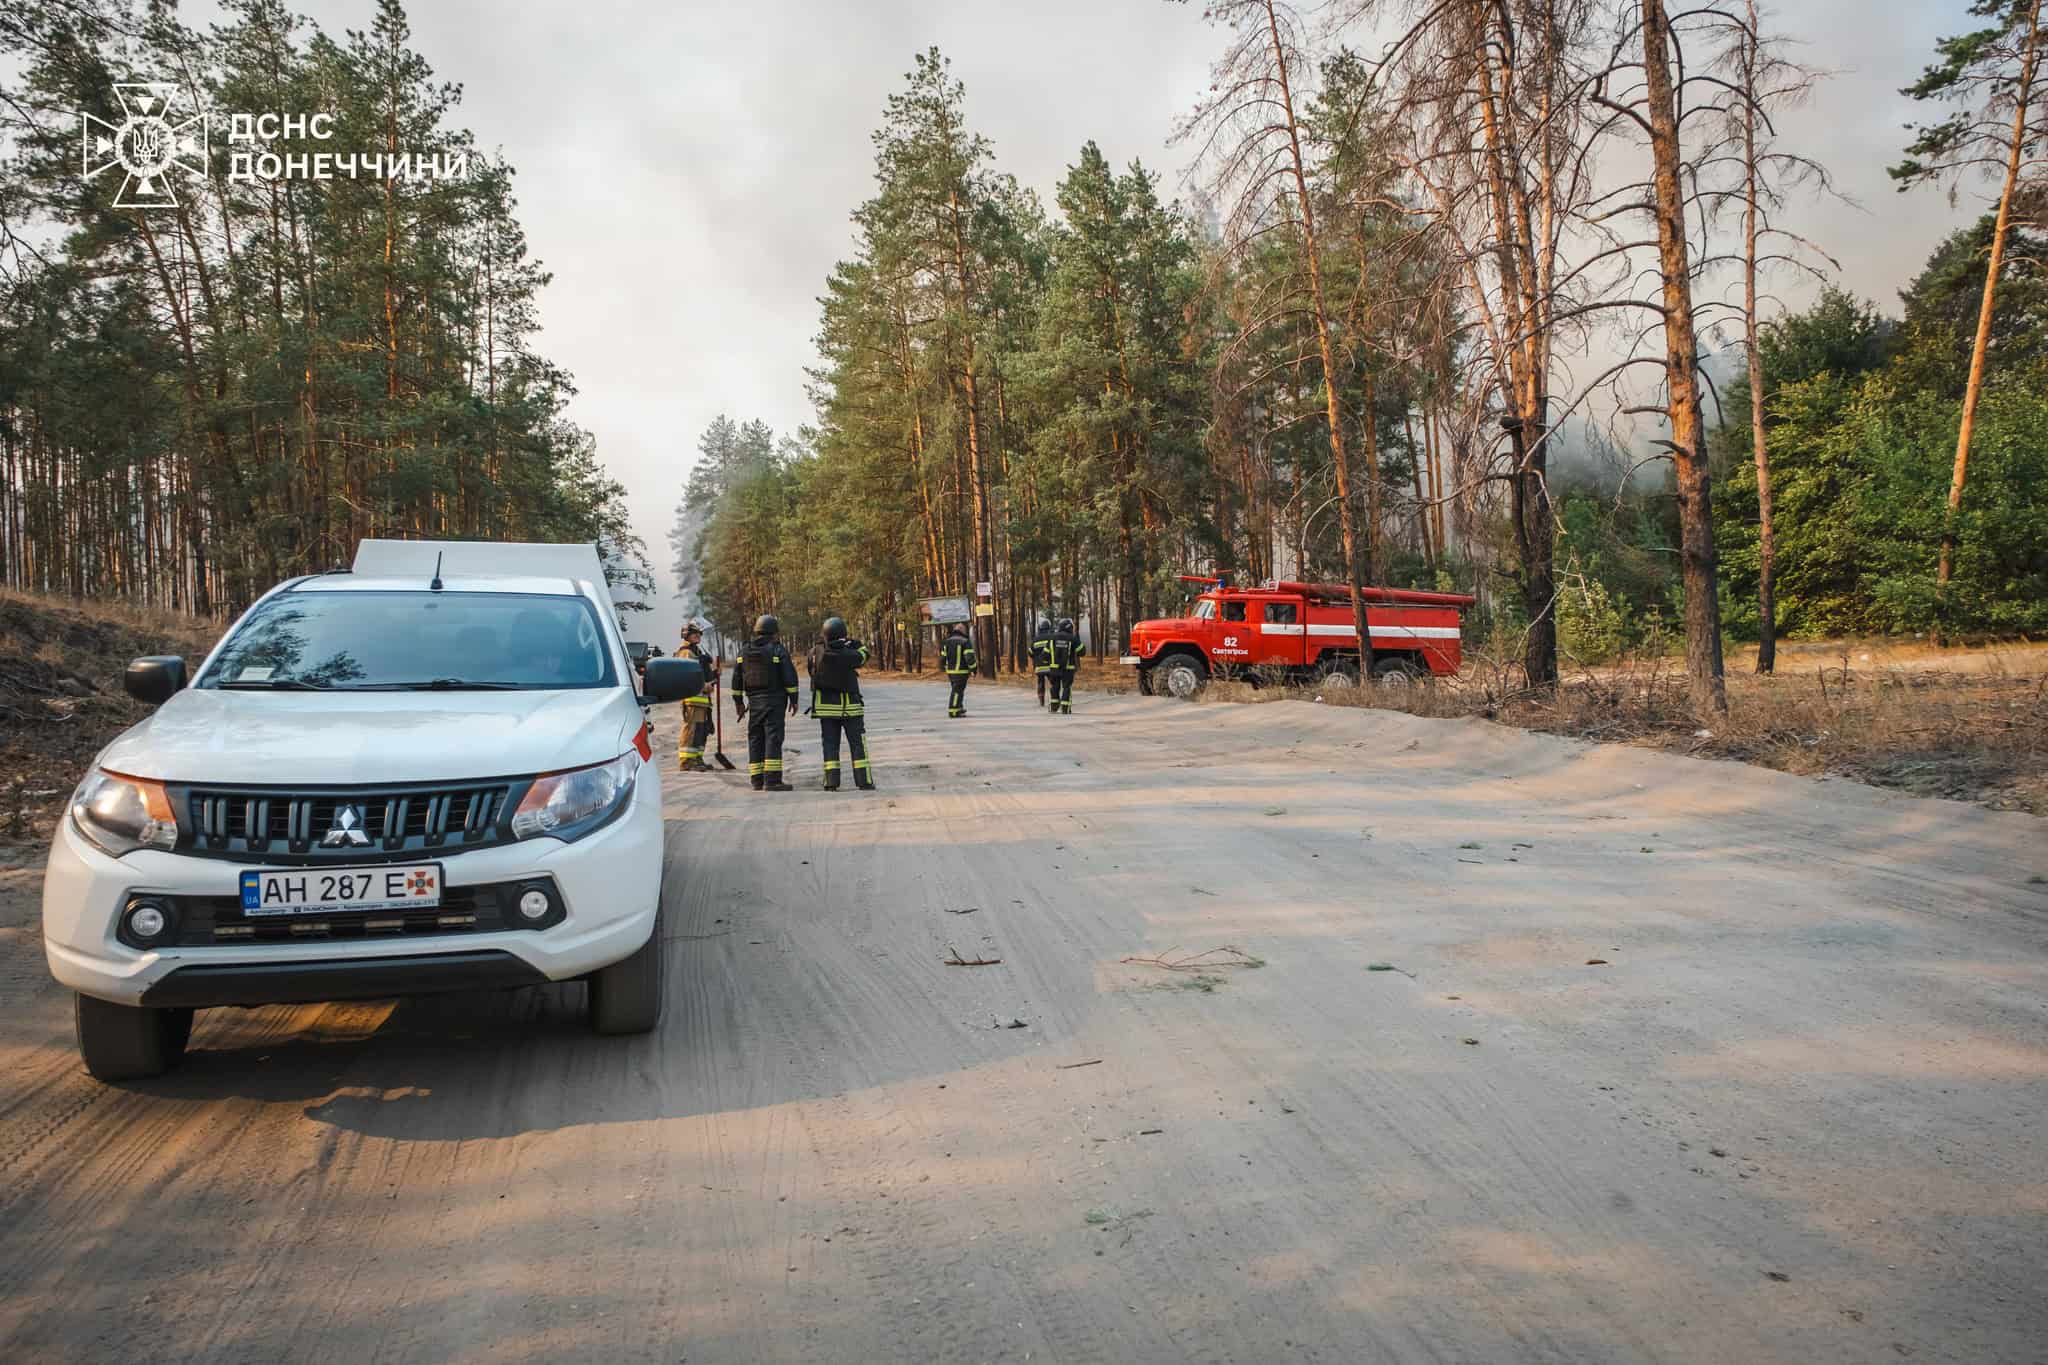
[
  {"left": 823, "top": 763, "right": 841, "bottom": 791},
  {"left": 751, "top": 774, "right": 766, "bottom": 791}
]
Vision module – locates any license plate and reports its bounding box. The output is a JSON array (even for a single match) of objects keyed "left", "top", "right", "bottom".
[
  {"left": 1119, "top": 655, "right": 1142, "bottom": 665},
  {"left": 239, "top": 864, "right": 443, "bottom": 917}
]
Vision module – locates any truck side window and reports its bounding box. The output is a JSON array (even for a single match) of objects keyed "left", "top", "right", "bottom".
[
  {"left": 1264, "top": 602, "right": 1297, "bottom": 624},
  {"left": 1222, "top": 601, "right": 1246, "bottom": 621}
]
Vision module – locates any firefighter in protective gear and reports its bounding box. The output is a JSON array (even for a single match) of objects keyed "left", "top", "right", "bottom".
[
  {"left": 731, "top": 613, "right": 799, "bottom": 790},
  {"left": 1049, "top": 617, "right": 1084, "bottom": 714},
  {"left": 676, "top": 622, "right": 717, "bottom": 771},
  {"left": 1030, "top": 615, "right": 1055, "bottom": 708},
  {"left": 809, "top": 616, "right": 875, "bottom": 791},
  {"left": 941, "top": 624, "right": 977, "bottom": 718}
]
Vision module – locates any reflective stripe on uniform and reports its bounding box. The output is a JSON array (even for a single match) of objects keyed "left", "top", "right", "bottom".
[
  {"left": 748, "top": 762, "right": 764, "bottom": 775},
  {"left": 765, "top": 758, "right": 784, "bottom": 772},
  {"left": 853, "top": 758, "right": 871, "bottom": 769},
  {"left": 824, "top": 760, "right": 841, "bottom": 771}
]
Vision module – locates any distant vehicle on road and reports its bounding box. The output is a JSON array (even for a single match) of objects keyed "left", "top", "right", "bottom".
[
  {"left": 42, "top": 539, "right": 702, "bottom": 1081},
  {"left": 1122, "top": 576, "right": 1474, "bottom": 699}
]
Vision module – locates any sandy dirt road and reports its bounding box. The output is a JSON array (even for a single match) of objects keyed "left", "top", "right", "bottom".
[{"left": 1, "top": 678, "right": 2044, "bottom": 1364}]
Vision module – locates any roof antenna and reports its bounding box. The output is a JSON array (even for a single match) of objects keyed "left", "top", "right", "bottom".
[{"left": 430, "top": 550, "right": 444, "bottom": 592}]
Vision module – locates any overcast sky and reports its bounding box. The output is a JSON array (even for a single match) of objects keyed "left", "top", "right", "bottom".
[{"left": 282, "top": 0, "right": 1978, "bottom": 641}]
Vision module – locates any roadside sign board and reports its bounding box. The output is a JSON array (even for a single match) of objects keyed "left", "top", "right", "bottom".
[
  {"left": 976, "top": 581, "right": 993, "bottom": 598},
  {"left": 917, "top": 595, "right": 973, "bottom": 626},
  {"left": 974, "top": 602, "right": 995, "bottom": 618}
]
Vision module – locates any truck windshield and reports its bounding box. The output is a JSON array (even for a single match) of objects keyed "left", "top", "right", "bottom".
[
  {"left": 198, "top": 590, "right": 617, "bottom": 691},
  {"left": 1193, "top": 600, "right": 1215, "bottom": 620}
]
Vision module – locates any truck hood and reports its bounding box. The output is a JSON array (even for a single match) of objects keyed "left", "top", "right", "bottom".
[{"left": 96, "top": 688, "right": 639, "bottom": 786}]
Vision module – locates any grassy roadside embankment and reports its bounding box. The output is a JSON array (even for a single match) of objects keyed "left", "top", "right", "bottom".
[
  {"left": 1202, "top": 639, "right": 2048, "bottom": 816},
  {"left": 0, "top": 589, "right": 218, "bottom": 847}
]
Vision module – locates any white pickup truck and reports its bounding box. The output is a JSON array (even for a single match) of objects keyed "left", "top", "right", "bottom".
[{"left": 41, "top": 539, "right": 702, "bottom": 1081}]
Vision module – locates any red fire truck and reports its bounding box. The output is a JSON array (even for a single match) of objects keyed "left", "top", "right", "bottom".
[{"left": 1121, "top": 576, "right": 1475, "bottom": 698}]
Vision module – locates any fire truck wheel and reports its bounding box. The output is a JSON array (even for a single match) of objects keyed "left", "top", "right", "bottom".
[
  {"left": 1371, "top": 656, "right": 1425, "bottom": 688},
  {"left": 1313, "top": 658, "right": 1360, "bottom": 690},
  {"left": 1157, "top": 654, "right": 1208, "bottom": 700},
  {"left": 1136, "top": 666, "right": 1156, "bottom": 696}
]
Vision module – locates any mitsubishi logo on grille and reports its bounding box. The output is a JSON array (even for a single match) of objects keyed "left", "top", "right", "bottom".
[{"left": 320, "top": 804, "right": 371, "bottom": 847}]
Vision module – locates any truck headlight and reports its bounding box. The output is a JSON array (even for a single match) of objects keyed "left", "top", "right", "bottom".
[
  {"left": 511, "top": 751, "right": 639, "bottom": 842},
  {"left": 71, "top": 770, "right": 178, "bottom": 858}
]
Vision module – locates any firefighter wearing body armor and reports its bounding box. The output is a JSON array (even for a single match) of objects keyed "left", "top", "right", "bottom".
[
  {"left": 941, "top": 623, "right": 977, "bottom": 718},
  {"left": 675, "top": 622, "right": 717, "bottom": 771},
  {"left": 1030, "top": 615, "right": 1055, "bottom": 708},
  {"left": 1048, "top": 617, "right": 1084, "bottom": 714},
  {"left": 808, "top": 617, "right": 875, "bottom": 791},
  {"left": 730, "top": 614, "right": 799, "bottom": 790}
]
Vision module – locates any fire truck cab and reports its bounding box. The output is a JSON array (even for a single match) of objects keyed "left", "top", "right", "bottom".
[{"left": 1121, "top": 577, "right": 1474, "bottom": 699}]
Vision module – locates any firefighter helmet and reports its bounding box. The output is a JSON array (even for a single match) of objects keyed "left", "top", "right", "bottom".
[
  {"left": 823, "top": 616, "right": 848, "bottom": 641},
  {"left": 1058, "top": 617, "right": 1076, "bottom": 633},
  {"left": 754, "top": 613, "right": 780, "bottom": 638}
]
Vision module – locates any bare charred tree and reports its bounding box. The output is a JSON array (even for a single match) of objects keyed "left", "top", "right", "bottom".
[
  {"left": 1575, "top": 1, "right": 1741, "bottom": 712},
  {"left": 1892, "top": 0, "right": 2047, "bottom": 590},
  {"left": 1354, "top": 0, "right": 1615, "bottom": 691},
  {"left": 1700, "top": 0, "right": 1838, "bottom": 674},
  {"left": 1636, "top": 0, "right": 1726, "bottom": 712},
  {"left": 1178, "top": 0, "right": 1372, "bottom": 658}
]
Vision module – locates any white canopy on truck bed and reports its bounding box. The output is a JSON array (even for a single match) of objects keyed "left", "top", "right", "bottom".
[{"left": 350, "top": 539, "right": 605, "bottom": 585}]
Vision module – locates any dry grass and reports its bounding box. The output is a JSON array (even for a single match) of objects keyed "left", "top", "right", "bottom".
[
  {"left": 1, "top": 590, "right": 220, "bottom": 844},
  {"left": 1288, "top": 646, "right": 2048, "bottom": 816}
]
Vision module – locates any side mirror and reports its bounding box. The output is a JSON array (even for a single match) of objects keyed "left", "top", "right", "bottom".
[
  {"left": 641, "top": 656, "right": 700, "bottom": 704},
  {"left": 125, "top": 656, "right": 188, "bottom": 705}
]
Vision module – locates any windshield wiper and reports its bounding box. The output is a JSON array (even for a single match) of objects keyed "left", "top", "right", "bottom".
[
  {"left": 378, "top": 678, "right": 526, "bottom": 691},
  {"left": 215, "top": 678, "right": 332, "bottom": 690}
]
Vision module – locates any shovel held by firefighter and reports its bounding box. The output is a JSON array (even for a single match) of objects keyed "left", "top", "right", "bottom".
[{"left": 712, "top": 656, "right": 737, "bottom": 770}]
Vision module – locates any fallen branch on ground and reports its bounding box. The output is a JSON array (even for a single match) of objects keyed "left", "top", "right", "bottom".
[
  {"left": 943, "top": 947, "right": 1001, "bottom": 966},
  {"left": 1119, "top": 946, "right": 1264, "bottom": 972}
]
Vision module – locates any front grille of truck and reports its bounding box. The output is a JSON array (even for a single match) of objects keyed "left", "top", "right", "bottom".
[
  {"left": 174, "top": 781, "right": 525, "bottom": 863},
  {"left": 153, "top": 878, "right": 565, "bottom": 947}
]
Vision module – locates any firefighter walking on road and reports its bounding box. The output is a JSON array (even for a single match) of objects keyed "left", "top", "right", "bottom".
[
  {"left": 1030, "top": 615, "right": 1054, "bottom": 708},
  {"left": 732, "top": 614, "right": 799, "bottom": 790},
  {"left": 1049, "top": 616, "right": 1084, "bottom": 714},
  {"left": 808, "top": 617, "right": 875, "bottom": 791},
  {"left": 675, "top": 622, "right": 717, "bottom": 771},
  {"left": 941, "top": 623, "right": 977, "bottom": 718}
]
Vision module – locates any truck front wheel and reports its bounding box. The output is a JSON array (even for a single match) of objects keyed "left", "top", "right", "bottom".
[
  {"left": 1157, "top": 653, "right": 1208, "bottom": 700},
  {"left": 75, "top": 994, "right": 192, "bottom": 1082},
  {"left": 589, "top": 912, "right": 666, "bottom": 1035}
]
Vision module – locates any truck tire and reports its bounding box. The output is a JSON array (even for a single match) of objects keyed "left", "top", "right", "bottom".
[
  {"left": 75, "top": 993, "right": 192, "bottom": 1082},
  {"left": 589, "top": 913, "right": 666, "bottom": 1035},
  {"left": 1157, "top": 653, "right": 1208, "bottom": 700},
  {"left": 1313, "top": 657, "right": 1360, "bottom": 691},
  {"left": 1136, "top": 666, "right": 1155, "bottom": 696},
  {"left": 1371, "top": 656, "right": 1426, "bottom": 689}
]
